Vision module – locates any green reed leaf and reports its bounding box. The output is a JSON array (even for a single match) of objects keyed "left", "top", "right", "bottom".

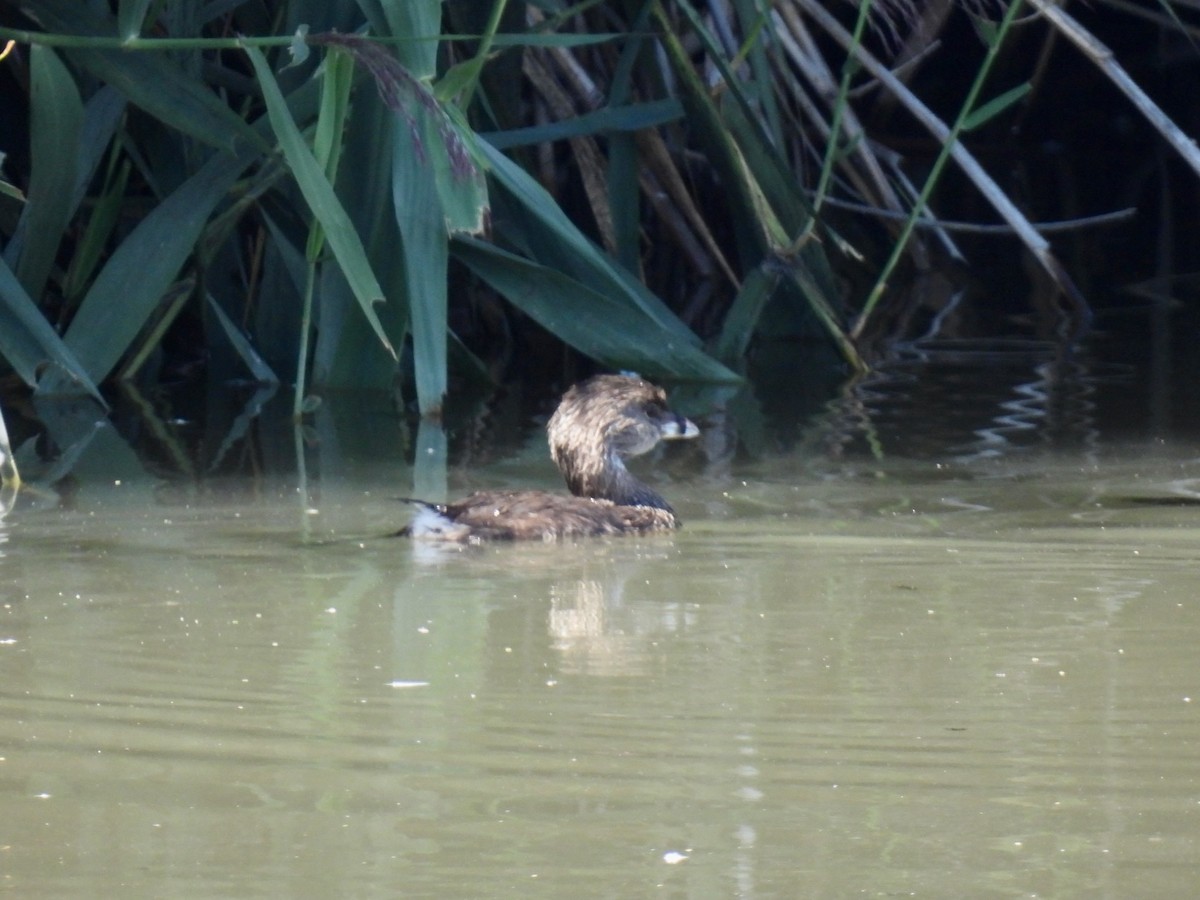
[
  {"left": 484, "top": 99, "right": 683, "bottom": 149},
  {"left": 481, "top": 140, "right": 703, "bottom": 346},
  {"left": 117, "top": 0, "right": 154, "bottom": 41},
  {"left": 205, "top": 293, "right": 279, "bottom": 385},
  {"left": 18, "top": 0, "right": 263, "bottom": 153},
  {"left": 393, "top": 115, "right": 449, "bottom": 416},
  {"left": 453, "top": 236, "right": 739, "bottom": 383},
  {"left": 50, "top": 150, "right": 251, "bottom": 389},
  {"left": 244, "top": 43, "right": 396, "bottom": 361},
  {"left": 961, "top": 82, "right": 1032, "bottom": 132},
  {"left": 377, "top": 0, "right": 440, "bottom": 75},
  {"left": 8, "top": 45, "right": 83, "bottom": 302},
  {"left": 0, "top": 256, "right": 104, "bottom": 405},
  {"left": 710, "top": 265, "right": 781, "bottom": 365}
]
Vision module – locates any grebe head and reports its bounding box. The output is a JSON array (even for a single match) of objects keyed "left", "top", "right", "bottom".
[{"left": 547, "top": 374, "right": 699, "bottom": 509}]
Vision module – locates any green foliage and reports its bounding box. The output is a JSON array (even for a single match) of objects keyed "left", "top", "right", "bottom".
[
  {"left": 50, "top": 149, "right": 254, "bottom": 392},
  {"left": 16, "top": 44, "right": 82, "bottom": 303},
  {"left": 454, "top": 235, "right": 735, "bottom": 381},
  {"left": 244, "top": 41, "right": 394, "bottom": 416},
  {"left": 961, "top": 83, "right": 1032, "bottom": 132},
  {"left": 8, "top": 0, "right": 1108, "bottom": 416},
  {"left": 0, "top": 0, "right": 756, "bottom": 417},
  {"left": 857, "top": 0, "right": 1032, "bottom": 331},
  {"left": 4, "top": 0, "right": 889, "bottom": 416},
  {"left": 0, "top": 256, "right": 103, "bottom": 404}
]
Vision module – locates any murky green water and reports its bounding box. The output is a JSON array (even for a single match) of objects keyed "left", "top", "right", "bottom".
[{"left": 3, "top": 438, "right": 1199, "bottom": 898}]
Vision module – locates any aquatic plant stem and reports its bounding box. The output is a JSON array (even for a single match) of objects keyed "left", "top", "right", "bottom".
[
  {"left": 293, "top": 47, "right": 352, "bottom": 420},
  {"left": 0, "top": 27, "right": 291, "bottom": 50},
  {"left": 293, "top": 260, "right": 316, "bottom": 421},
  {"left": 852, "top": 0, "right": 1027, "bottom": 339},
  {"left": 445, "top": 0, "right": 511, "bottom": 109},
  {"left": 812, "top": 0, "right": 874, "bottom": 213}
]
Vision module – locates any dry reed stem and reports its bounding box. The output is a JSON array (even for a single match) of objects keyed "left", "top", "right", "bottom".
[
  {"left": 772, "top": 4, "right": 931, "bottom": 267},
  {"left": 521, "top": 50, "right": 616, "bottom": 251},
  {"left": 634, "top": 128, "right": 740, "bottom": 287},
  {"left": 1028, "top": 0, "right": 1200, "bottom": 180},
  {"left": 790, "top": 0, "right": 1085, "bottom": 327}
]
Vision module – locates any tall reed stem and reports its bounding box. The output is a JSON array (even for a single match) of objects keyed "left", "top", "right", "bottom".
[{"left": 853, "top": 0, "right": 1027, "bottom": 339}]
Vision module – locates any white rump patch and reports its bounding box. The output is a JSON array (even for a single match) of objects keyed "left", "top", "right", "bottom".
[{"left": 407, "top": 505, "right": 471, "bottom": 542}]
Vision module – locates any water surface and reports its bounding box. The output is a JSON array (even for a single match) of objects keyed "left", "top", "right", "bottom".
[{"left": 3, "top": 438, "right": 1199, "bottom": 897}]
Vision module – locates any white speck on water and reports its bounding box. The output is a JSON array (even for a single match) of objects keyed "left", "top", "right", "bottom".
[
  {"left": 662, "top": 851, "right": 689, "bottom": 865},
  {"left": 387, "top": 680, "right": 430, "bottom": 689}
]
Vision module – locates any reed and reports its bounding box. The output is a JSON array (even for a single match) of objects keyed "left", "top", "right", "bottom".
[{"left": 0, "top": 0, "right": 1191, "bottom": 419}]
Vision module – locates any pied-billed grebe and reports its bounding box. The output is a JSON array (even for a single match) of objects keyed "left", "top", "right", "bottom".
[{"left": 402, "top": 374, "right": 699, "bottom": 542}]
